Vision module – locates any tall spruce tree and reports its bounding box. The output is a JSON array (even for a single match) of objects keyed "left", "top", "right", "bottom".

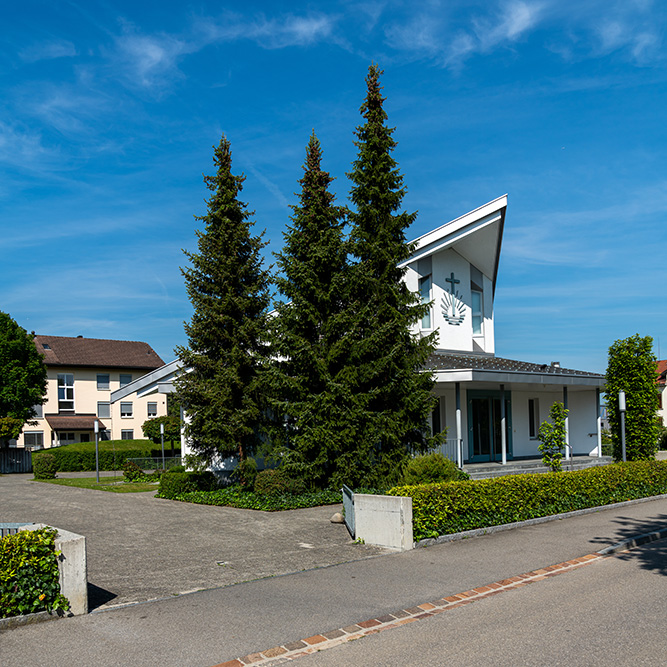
[
  {"left": 268, "top": 132, "right": 349, "bottom": 487},
  {"left": 175, "top": 135, "right": 270, "bottom": 464},
  {"left": 342, "top": 64, "right": 439, "bottom": 485}
]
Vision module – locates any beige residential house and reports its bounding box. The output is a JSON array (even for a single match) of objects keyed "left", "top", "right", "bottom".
[{"left": 16, "top": 335, "right": 166, "bottom": 450}]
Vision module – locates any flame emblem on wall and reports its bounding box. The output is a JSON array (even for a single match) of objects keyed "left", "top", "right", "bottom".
[{"left": 441, "top": 290, "right": 466, "bottom": 326}]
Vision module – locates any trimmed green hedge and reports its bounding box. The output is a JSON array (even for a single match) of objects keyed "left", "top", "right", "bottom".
[
  {"left": 32, "top": 440, "right": 180, "bottom": 472},
  {"left": 169, "top": 486, "right": 341, "bottom": 511},
  {"left": 389, "top": 461, "right": 667, "bottom": 541},
  {"left": 157, "top": 471, "right": 218, "bottom": 498}
]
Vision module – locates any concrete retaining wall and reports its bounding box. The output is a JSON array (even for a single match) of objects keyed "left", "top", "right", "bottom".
[
  {"left": 354, "top": 493, "right": 413, "bottom": 551},
  {"left": 22, "top": 524, "right": 88, "bottom": 615}
]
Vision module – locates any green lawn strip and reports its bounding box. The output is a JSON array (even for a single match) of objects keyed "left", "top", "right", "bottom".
[
  {"left": 390, "top": 460, "right": 667, "bottom": 541},
  {"left": 34, "top": 477, "right": 159, "bottom": 493},
  {"left": 170, "top": 486, "right": 341, "bottom": 511}
]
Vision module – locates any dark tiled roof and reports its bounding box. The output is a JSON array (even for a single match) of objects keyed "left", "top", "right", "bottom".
[
  {"left": 425, "top": 352, "right": 603, "bottom": 378},
  {"left": 34, "top": 335, "right": 164, "bottom": 370},
  {"left": 45, "top": 415, "right": 107, "bottom": 431}
]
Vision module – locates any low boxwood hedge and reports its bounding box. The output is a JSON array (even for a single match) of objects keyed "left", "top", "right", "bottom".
[
  {"left": 389, "top": 461, "right": 667, "bottom": 541},
  {"left": 169, "top": 486, "right": 341, "bottom": 511},
  {"left": 156, "top": 471, "right": 218, "bottom": 498},
  {"left": 32, "top": 440, "right": 180, "bottom": 472}
]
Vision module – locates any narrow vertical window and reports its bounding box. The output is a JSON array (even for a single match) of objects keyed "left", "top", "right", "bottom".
[
  {"left": 431, "top": 397, "right": 441, "bottom": 435},
  {"left": 420, "top": 275, "right": 432, "bottom": 329},
  {"left": 471, "top": 290, "right": 483, "bottom": 335},
  {"left": 529, "top": 398, "right": 540, "bottom": 439}
]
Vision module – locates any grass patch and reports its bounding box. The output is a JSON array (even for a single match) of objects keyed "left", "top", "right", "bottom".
[
  {"left": 34, "top": 476, "right": 159, "bottom": 493},
  {"left": 171, "top": 485, "right": 342, "bottom": 511}
]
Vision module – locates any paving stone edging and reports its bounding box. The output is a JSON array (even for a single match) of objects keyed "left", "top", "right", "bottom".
[
  {"left": 213, "top": 554, "right": 604, "bottom": 667},
  {"left": 0, "top": 610, "right": 64, "bottom": 632},
  {"left": 414, "top": 493, "right": 667, "bottom": 548}
]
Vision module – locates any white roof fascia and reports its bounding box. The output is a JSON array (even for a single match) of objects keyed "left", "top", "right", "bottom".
[
  {"left": 433, "top": 368, "right": 604, "bottom": 389},
  {"left": 399, "top": 195, "right": 508, "bottom": 269},
  {"left": 110, "top": 359, "right": 183, "bottom": 403}
]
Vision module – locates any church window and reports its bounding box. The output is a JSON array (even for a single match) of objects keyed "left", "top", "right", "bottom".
[
  {"left": 420, "top": 275, "right": 432, "bottom": 329},
  {"left": 471, "top": 290, "right": 483, "bottom": 335}
]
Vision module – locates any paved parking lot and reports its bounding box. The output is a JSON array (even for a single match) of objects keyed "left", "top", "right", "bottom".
[{"left": 0, "top": 473, "right": 387, "bottom": 609}]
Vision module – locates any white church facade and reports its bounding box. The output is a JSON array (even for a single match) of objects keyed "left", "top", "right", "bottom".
[
  {"left": 112, "top": 195, "right": 605, "bottom": 468},
  {"left": 403, "top": 195, "right": 604, "bottom": 465}
]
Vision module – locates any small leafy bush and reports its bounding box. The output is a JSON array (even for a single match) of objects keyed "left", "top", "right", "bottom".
[
  {"left": 122, "top": 460, "right": 144, "bottom": 482},
  {"left": 173, "top": 485, "right": 341, "bottom": 511},
  {"left": 391, "top": 460, "right": 667, "bottom": 541},
  {"left": 33, "top": 453, "right": 57, "bottom": 480},
  {"left": 167, "top": 465, "right": 186, "bottom": 474},
  {"left": 402, "top": 452, "right": 468, "bottom": 485},
  {"left": 538, "top": 401, "right": 567, "bottom": 472},
  {"left": 232, "top": 457, "right": 257, "bottom": 491},
  {"left": 0, "top": 527, "right": 70, "bottom": 618},
  {"left": 254, "top": 469, "right": 307, "bottom": 496},
  {"left": 157, "top": 471, "right": 217, "bottom": 499}
]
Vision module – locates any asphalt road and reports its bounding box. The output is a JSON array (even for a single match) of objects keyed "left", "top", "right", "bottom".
[
  {"left": 2, "top": 491, "right": 667, "bottom": 667},
  {"left": 300, "top": 540, "right": 667, "bottom": 666}
]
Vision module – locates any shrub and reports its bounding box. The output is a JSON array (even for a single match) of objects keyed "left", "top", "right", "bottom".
[
  {"left": 232, "top": 457, "right": 257, "bottom": 491},
  {"left": 157, "top": 471, "right": 217, "bottom": 499},
  {"left": 390, "top": 461, "right": 667, "bottom": 541},
  {"left": 538, "top": 401, "right": 568, "bottom": 472},
  {"left": 33, "top": 453, "right": 57, "bottom": 480},
  {"left": 402, "top": 452, "right": 467, "bottom": 485},
  {"left": 167, "top": 465, "right": 186, "bottom": 473},
  {"left": 254, "top": 469, "right": 307, "bottom": 496},
  {"left": 0, "top": 527, "right": 70, "bottom": 618},
  {"left": 122, "top": 460, "right": 144, "bottom": 482}
]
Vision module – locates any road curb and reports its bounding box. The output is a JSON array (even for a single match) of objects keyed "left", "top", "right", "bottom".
[{"left": 597, "top": 527, "right": 667, "bottom": 555}]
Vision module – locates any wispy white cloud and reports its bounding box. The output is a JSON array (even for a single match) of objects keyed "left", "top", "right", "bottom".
[
  {"left": 19, "top": 39, "right": 77, "bottom": 63},
  {"left": 0, "top": 121, "right": 55, "bottom": 170}
]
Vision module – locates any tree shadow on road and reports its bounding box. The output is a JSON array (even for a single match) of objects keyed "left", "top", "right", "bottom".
[{"left": 589, "top": 513, "right": 667, "bottom": 577}]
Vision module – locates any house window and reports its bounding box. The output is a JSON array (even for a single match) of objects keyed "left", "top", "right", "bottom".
[
  {"left": 471, "top": 290, "right": 483, "bottom": 335},
  {"left": 147, "top": 402, "right": 158, "bottom": 418},
  {"left": 97, "top": 374, "right": 110, "bottom": 390},
  {"left": 80, "top": 433, "right": 90, "bottom": 442},
  {"left": 32, "top": 403, "right": 43, "bottom": 419},
  {"left": 119, "top": 374, "right": 132, "bottom": 388},
  {"left": 100, "top": 429, "right": 110, "bottom": 441},
  {"left": 24, "top": 432, "right": 44, "bottom": 450},
  {"left": 529, "top": 398, "right": 540, "bottom": 439},
  {"left": 58, "top": 432, "right": 76, "bottom": 445},
  {"left": 97, "top": 402, "right": 111, "bottom": 419},
  {"left": 420, "top": 275, "right": 432, "bottom": 329},
  {"left": 57, "top": 374, "right": 74, "bottom": 412},
  {"left": 120, "top": 402, "right": 133, "bottom": 418},
  {"left": 121, "top": 430, "right": 134, "bottom": 440}
]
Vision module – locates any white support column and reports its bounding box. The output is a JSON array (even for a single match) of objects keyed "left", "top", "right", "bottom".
[
  {"left": 455, "top": 382, "right": 462, "bottom": 468},
  {"left": 596, "top": 387, "right": 602, "bottom": 457},
  {"left": 563, "top": 386, "right": 570, "bottom": 461},
  {"left": 500, "top": 384, "right": 507, "bottom": 465}
]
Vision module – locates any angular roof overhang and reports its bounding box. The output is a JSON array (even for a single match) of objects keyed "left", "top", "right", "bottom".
[
  {"left": 110, "top": 359, "right": 183, "bottom": 403},
  {"left": 399, "top": 195, "right": 507, "bottom": 294}
]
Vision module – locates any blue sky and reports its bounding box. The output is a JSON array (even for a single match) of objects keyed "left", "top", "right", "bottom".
[{"left": 2, "top": 0, "right": 666, "bottom": 373}]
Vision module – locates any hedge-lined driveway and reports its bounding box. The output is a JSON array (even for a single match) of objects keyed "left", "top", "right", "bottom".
[{"left": 1, "top": 473, "right": 387, "bottom": 609}]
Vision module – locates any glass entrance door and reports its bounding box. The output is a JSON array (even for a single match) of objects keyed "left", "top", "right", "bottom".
[{"left": 467, "top": 390, "right": 512, "bottom": 462}]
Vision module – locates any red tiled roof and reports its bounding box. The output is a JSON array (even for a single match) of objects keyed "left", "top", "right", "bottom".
[
  {"left": 657, "top": 360, "right": 667, "bottom": 385},
  {"left": 34, "top": 335, "right": 164, "bottom": 370},
  {"left": 45, "top": 415, "right": 107, "bottom": 431}
]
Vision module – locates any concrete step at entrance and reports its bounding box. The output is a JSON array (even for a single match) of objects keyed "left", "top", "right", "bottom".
[{"left": 463, "top": 456, "right": 613, "bottom": 480}]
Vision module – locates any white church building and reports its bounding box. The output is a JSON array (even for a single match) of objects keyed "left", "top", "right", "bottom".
[
  {"left": 112, "top": 195, "right": 605, "bottom": 469},
  {"left": 404, "top": 195, "right": 604, "bottom": 466}
]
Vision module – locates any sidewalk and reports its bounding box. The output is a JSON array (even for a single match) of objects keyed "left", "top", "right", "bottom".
[{"left": 3, "top": 493, "right": 667, "bottom": 667}]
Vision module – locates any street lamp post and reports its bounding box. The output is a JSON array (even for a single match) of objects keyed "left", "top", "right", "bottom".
[
  {"left": 160, "top": 422, "right": 165, "bottom": 471},
  {"left": 94, "top": 419, "right": 100, "bottom": 483},
  {"left": 619, "top": 390, "right": 627, "bottom": 463}
]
